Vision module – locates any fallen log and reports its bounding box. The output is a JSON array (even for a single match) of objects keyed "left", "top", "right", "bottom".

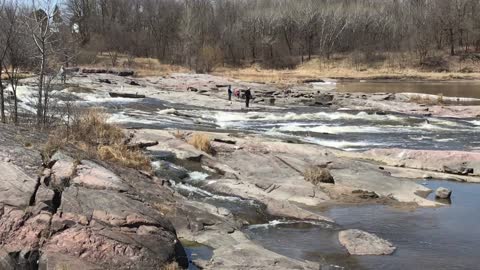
[
  {"left": 81, "top": 68, "right": 134, "bottom": 77},
  {"left": 109, "top": 92, "right": 145, "bottom": 98},
  {"left": 127, "top": 141, "right": 159, "bottom": 150},
  {"left": 303, "top": 79, "right": 326, "bottom": 83},
  {"left": 213, "top": 138, "right": 236, "bottom": 145}
]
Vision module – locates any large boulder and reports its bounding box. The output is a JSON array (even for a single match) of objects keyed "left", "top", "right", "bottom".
[
  {"left": 0, "top": 156, "right": 188, "bottom": 270},
  {"left": 338, "top": 229, "right": 396, "bottom": 255},
  {"left": 50, "top": 151, "right": 77, "bottom": 188},
  {"left": 0, "top": 161, "right": 38, "bottom": 208},
  {"left": 71, "top": 160, "right": 130, "bottom": 191},
  {"left": 152, "top": 160, "right": 189, "bottom": 181}
]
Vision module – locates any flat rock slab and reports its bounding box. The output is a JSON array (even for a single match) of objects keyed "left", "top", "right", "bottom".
[
  {"left": 363, "top": 149, "right": 480, "bottom": 178},
  {"left": 339, "top": 229, "right": 396, "bottom": 255},
  {"left": 0, "top": 161, "right": 37, "bottom": 208},
  {"left": 72, "top": 160, "right": 129, "bottom": 191}
]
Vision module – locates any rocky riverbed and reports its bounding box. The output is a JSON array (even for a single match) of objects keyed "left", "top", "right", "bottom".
[{"left": 1, "top": 70, "right": 480, "bottom": 269}]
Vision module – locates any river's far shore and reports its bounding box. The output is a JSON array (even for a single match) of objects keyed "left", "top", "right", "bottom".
[{"left": 211, "top": 62, "right": 480, "bottom": 84}]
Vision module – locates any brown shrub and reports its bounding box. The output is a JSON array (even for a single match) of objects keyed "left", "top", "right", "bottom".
[
  {"left": 304, "top": 166, "right": 335, "bottom": 185},
  {"left": 188, "top": 133, "right": 212, "bottom": 154},
  {"left": 98, "top": 145, "right": 151, "bottom": 171},
  {"left": 45, "top": 108, "right": 151, "bottom": 171},
  {"left": 161, "top": 262, "right": 179, "bottom": 270},
  {"left": 68, "top": 108, "right": 124, "bottom": 146},
  {"left": 173, "top": 130, "right": 188, "bottom": 140}
]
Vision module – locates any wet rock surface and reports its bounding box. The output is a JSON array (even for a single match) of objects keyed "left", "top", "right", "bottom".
[
  {"left": 338, "top": 229, "right": 396, "bottom": 255},
  {"left": 435, "top": 187, "right": 452, "bottom": 199}
]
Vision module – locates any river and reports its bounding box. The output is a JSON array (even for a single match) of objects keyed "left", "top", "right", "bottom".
[
  {"left": 15, "top": 78, "right": 480, "bottom": 269},
  {"left": 337, "top": 80, "right": 480, "bottom": 99}
]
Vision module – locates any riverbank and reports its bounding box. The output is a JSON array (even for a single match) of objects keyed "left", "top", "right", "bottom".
[{"left": 213, "top": 66, "right": 480, "bottom": 84}]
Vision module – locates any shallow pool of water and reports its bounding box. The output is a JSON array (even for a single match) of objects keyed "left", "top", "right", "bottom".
[
  {"left": 246, "top": 180, "right": 480, "bottom": 270},
  {"left": 182, "top": 241, "right": 214, "bottom": 270},
  {"left": 337, "top": 81, "right": 480, "bottom": 99}
]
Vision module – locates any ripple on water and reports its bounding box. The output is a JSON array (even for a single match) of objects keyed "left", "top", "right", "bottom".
[{"left": 245, "top": 180, "right": 480, "bottom": 270}]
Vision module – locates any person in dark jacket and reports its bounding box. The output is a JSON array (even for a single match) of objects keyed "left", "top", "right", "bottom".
[
  {"left": 245, "top": 88, "right": 252, "bottom": 108},
  {"left": 227, "top": 85, "right": 232, "bottom": 101}
]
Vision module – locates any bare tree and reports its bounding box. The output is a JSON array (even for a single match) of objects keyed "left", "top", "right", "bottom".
[
  {"left": 0, "top": 0, "right": 16, "bottom": 124},
  {"left": 2, "top": 0, "right": 23, "bottom": 124},
  {"left": 24, "top": 0, "right": 61, "bottom": 125}
]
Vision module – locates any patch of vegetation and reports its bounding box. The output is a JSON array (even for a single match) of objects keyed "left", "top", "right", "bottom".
[
  {"left": 98, "top": 145, "right": 151, "bottom": 171},
  {"left": 188, "top": 133, "right": 213, "bottom": 154},
  {"left": 44, "top": 108, "right": 151, "bottom": 171},
  {"left": 408, "top": 93, "right": 444, "bottom": 105},
  {"left": 161, "top": 262, "right": 180, "bottom": 270},
  {"left": 304, "top": 165, "right": 335, "bottom": 185}
]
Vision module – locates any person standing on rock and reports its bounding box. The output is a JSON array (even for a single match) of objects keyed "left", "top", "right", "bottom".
[
  {"left": 59, "top": 65, "right": 66, "bottom": 84},
  {"left": 245, "top": 88, "right": 252, "bottom": 108},
  {"left": 227, "top": 85, "right": 233, "bottom": 101}
]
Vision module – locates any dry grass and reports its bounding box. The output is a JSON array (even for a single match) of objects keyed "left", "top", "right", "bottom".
[
  {"left": 408, "top": 93, "right": 445, "bottom": 105},
  {"left": 81, "top": 51, "right": 480, "bottom": 83},
  {"left": 161, "top": 262, "right": 180, "bottom": 270},
  {"left": 188, "top": 133, "right": 212, "bottom": 154},
  {"left": 173, "top": 130, "right": 188, "bottom": 140},
  {"left": 81, "top": 53, "right": 189, "bottom": 77},
  {"left": 68, "top": 108, "right": 124, "bottom": 146},
  {"left": 98, "top": 145, "right": 151, "bottom": 171},
  {"left": 45, "top": 108, "right": 152, "bottom": 171},
  {"left": 213, "top": 52, "right": 480, "bottom": 84},
  {"left": 304, "top": 166, "right": 335, "bottom": 185}
]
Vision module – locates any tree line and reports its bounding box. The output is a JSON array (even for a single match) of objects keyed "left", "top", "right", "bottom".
[
  {"left": 67, "top": 0, "right": 480, "bottom": 71},
  {"left": 1, "top": 0, "right": 480, "bottom": 126}
]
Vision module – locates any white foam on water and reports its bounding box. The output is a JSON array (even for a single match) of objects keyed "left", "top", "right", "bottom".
[
  {"left": 409, "top": 135, "right": 432, "bottom": 141},
  {"left": 74, "top": 91, "right": 141, "bottom": 104},
  {"left": 14, "top": 85, "right": 38, "bottom": 113},
  {"left": 274, "top": 124, "right": 387, "bottom": 134},
  {"left": 419, "top": 122, "right": 451, "bottom": 131},
  {"left": 429, "top": 118, "right": 469, "bottom": 128},
  {"left": 305, "top": 137, "right": 387, "bottom": 150},
  {"left": 157, "top": 108, "right": 177, "bottom": 115},
  {"left": 212, "top": 110, "right": 406, "bottom": 128},
  {"left": 469, "top": 120, "right": 480, "bottom": 126},
  {"left": 262, "top": 111, "right": 404, "bottom": 122},
  {"left": 108, "top": 112, "right": 159, "bottom": 125},
  {"left": 169, "top": 180, "right": 252, "bottom": 203},
  {"left": 188, "top": 171, "right": 209, "bottom": 181},
  {"left": 434, "top": 138, "right": 455, "bottom": 142},
  {"left": 171, "top": 181, "right": 214, "bottom": 197},
  {"left": 248, "top": 220, "right": 332, "bottom": 230},
  {"left": 201, "top": 165, "right": 218, "bottom": 173}
]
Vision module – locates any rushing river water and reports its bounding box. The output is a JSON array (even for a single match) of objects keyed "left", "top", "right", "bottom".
[
  {"left": 15, "top": 80, "right": 480, "bottom": 269},
  {"left": 105, "top": 101, "right": 480, "bottom": 151}
]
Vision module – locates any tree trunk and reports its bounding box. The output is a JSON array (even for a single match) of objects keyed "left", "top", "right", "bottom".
[
  {"left": 0, "top": 63, "right": 6, "bottom": 124},
  {"left": 13, "top": 81, "right": 17, "bottom": 124},
  {"left": 449, "top": 28, "right": 455, "bottom": 56},
  {"left": 283, "top": 29, "right": 292, "bottom": 55},
  {"left": 37, "top": 48, "right": 46, "bottom": 125},
  {"left": 0, "top": 65, "right": 4, "bottom": 124}
]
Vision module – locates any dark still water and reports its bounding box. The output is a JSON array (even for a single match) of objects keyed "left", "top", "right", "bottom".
[
  {"left": 337, "top": 81, "right": 480, "bottom": 99},
  {"left": 246, "top": 180, "right": 480, "bottom": 270}
]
